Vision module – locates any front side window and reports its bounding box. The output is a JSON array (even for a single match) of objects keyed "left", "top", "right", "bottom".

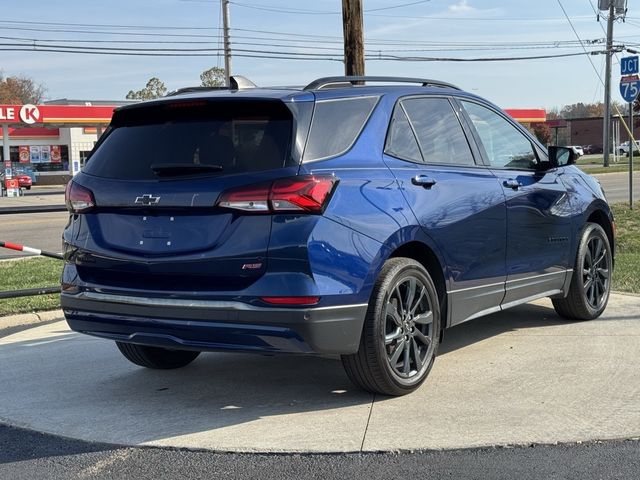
[{"left": 462, "top": 101, "right": 537, "bottom": 170}]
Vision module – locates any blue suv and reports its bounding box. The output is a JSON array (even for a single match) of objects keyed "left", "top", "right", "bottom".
[{"left": 62, "top": 76, "right": 614, "bottom": 396}]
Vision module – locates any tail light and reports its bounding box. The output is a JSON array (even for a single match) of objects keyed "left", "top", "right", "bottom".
[
  {"left": 65, "top": 181, "right": 96, "bottom": 213},
  {"left": 217, "top": 175, "right": 338, "bottom": 214}
]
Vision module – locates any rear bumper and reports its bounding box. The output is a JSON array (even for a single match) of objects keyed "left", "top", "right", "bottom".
[{"left": 61, "top": 291, "right": 368, "bottom": 355}]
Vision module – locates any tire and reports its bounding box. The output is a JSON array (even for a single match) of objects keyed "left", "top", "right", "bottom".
[
  {"left": 341, "top": 258, "right": 441, "bottom": 396},
  {"left": 115, "top": 341, "right": 200, "bottom": 369},
  {"left": 25, "top": 186, "right": 31, "bottom": 190},
  {"left": 552, "top": 223, "right": 612, "bottom": 320}
]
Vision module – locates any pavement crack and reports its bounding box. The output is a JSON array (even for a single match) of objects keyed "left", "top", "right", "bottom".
[{"left": 360, "top": 393, "right": 375, "bottom": 452}]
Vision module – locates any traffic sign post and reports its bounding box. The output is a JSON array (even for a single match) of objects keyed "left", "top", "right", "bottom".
[{"left": 620, "top": 56, "right": 638, "bottom": 209}]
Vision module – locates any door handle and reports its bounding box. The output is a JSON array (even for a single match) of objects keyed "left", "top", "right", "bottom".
[
  {"left": 503, "top": 178, "right": 521, "bottom": 190},
  {"left": 411, "top": 175, "right": 437, "bottom": 189}
]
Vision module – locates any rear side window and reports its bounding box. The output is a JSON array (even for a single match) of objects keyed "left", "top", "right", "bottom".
[
  {"left": 84, "top": 100, "right": 294, "bottom": 180},
  {"left": 385, "top": 105, "right": 422, "bottom": 163},
  {"left": 303, "top": 96, "right": 378, "bottom": 162},
  {"left": 401, "top": 98, "right": 475, "bottom": 166}
]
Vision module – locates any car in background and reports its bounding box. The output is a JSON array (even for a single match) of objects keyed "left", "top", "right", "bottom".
[
  {"left": 583, "top": 144, "right": 603, "bottom": 154},
  {"left": 61, "top": 75, "right": 615, "bottom": 396},
  {"left": 618, "top": 140, "right": 640, "bottom": 156},
  {"left": 566, "top": 145, "right": 584, "bottom": 157},
  {"left": 0, "top": 172, "right": 32, "bottom": 190}
]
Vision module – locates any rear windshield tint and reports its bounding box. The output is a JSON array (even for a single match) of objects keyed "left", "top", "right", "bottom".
[
  {"left": 302, "top": 96, "right": 378, "bottom": 162},
  {"left": 84, "top": 100, "right": 294, "bottom": 180}
]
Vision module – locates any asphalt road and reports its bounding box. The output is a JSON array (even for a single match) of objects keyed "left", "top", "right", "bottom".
[
  {"left": 0, "top": 211, "right": 68, "bottom": 259},
  {"left": 1, "top": 422, "right": 639, "bottom": 479},
  {"left": 592, "top": 171, "right": 640, "bottom": 203}
]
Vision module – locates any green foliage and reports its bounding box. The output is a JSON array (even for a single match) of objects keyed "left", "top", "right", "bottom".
[
  {"left": 126, "top": 77, "right": 167, "bottom": 100},
  {"left": 610, "top": 202, "right": 640, "bottom": 294},
  {"left": 0, "top": 257, "right": 61, "bottom": 315},
  {"left": 200, "top": 67, "right": 225, "bottom": 87}
]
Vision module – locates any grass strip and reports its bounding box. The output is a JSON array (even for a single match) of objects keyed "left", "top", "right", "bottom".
[{"left": 0, "top": 257, "right": 61, "bottom": 316}]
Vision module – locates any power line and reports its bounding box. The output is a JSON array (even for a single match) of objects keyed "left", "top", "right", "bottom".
[
  {"left": 0, "top": 43, "right": 601, "bottom": 63},
  {"left": 557, "top": 0, "right": 605, "bottom": 84},
  {"left": 229, "top": 0, "right": 432, "bottom": 15}
]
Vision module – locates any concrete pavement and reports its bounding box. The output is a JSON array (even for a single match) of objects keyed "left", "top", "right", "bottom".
[{"left": 0, "top": 294, "right": 638, "bottom": 453}]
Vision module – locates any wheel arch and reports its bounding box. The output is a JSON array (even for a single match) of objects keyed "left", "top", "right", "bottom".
[
  {"left": 585, "top": 204, "right": 615, "bottom": 266},
  {"left": 388, "top": 241, "right": 448, "bottom": 332}
]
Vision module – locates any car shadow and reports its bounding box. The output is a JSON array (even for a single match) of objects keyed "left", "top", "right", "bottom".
[{"left": 439, "top": 302, "right": 568, "bottom": 355}]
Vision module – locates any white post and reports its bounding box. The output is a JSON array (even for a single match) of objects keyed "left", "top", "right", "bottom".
[{"left": 2, "top": 125, "right": 10, "bottom": 164}]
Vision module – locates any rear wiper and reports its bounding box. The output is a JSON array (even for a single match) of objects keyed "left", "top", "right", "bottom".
[{"left": 151, "top": 163, "right": 223, "bottom": 177}]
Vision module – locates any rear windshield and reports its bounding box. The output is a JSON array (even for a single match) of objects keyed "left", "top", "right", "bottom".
[{"left": 84, "top": 100, "right": 295, "bottom": 180}]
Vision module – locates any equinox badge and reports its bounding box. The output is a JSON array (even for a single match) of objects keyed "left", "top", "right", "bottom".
[{"left": 135, "top": 194, "right": 161, "bottom": 205}]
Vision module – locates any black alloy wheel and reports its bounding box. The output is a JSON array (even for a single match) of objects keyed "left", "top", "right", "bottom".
[
  {"left": 553, "top": 222, "right": 612, "bottom": 320},
  {"left": 342, "top": 257, "right": 441, "bottom": 396}
]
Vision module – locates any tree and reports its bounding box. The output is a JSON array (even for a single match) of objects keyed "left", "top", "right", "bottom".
[
  {"left": 126, "top": 77, "right": 167, "bottom": 100},
  {"left": 200, "top": 67, "right": 225, "bottom": 87},
  {"left": 0, "top": 73, "right": 46, "bottom": 104},
  {"left": 548, "top": 101, "right": 626, "bottom": 120},
  {"left": 531, "top": 122, "right": 552, "bottom": 145}
]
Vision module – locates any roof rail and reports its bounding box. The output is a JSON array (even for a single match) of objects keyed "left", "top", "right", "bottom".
[
  {"left": 166, "top": 75, "right": 257, "bottom": 96},
  {"left": 303, "top": 76, "right": 460, "bottom": 91}
]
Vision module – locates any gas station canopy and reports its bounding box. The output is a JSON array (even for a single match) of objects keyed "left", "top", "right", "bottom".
[{"left": 0, "top": 104, "right": 115, "bottom": 127}]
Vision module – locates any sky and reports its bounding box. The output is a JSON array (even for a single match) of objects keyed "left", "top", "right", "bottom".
[{"left": 1, "top": 0, "right": 639, "bottom": 110}]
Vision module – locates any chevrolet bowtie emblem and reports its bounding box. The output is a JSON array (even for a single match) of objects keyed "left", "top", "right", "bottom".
[{"left": 135, "top": 194, "right": 161, "bottom": 205}]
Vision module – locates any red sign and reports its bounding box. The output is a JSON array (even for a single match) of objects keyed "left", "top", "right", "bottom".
[
  {"left": 0, "top": 104, "right": 116, "bottom": 126},
  {"left": 50, "top": 145, "right": 61, "bottom": 163},
  {"left": 5, "top": 178, "right": 19, "bottom": 189},
  {"left": 504, "top": 108, "right": 547, "bottom": 123},
  {"left": 19, "top": 146, "right": 30, "bottom": 163}
]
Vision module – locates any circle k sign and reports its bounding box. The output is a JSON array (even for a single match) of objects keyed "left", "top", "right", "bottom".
[{"left": 19, "top": 104, "right": 40, "bottom": 124}]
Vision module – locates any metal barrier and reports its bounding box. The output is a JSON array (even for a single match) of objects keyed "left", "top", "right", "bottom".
[{"left": 0, "top": 241, "right": 62, "bottom": 299}]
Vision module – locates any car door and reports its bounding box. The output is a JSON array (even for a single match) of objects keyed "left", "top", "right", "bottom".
[
  {"left": 383, "top": 96, "right": 507, "bottom": 326},
  {"left": 459, "top": 99, "right": 573, "bottom": 307}
]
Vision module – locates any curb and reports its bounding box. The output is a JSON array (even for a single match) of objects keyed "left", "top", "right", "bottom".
[{"left": 0, "top": 309, "right": 64, "bottom": 332}]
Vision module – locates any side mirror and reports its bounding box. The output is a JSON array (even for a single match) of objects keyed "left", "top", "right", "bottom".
[{"left": 548, "top": 146, "right": 576, "bottom": 168}]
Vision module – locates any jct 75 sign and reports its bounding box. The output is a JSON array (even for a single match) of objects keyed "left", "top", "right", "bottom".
[{"left": 620, "top": 75, "right": 640, "bottom": 103}]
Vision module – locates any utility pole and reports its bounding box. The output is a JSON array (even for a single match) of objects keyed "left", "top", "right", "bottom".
[
  {"left": 342, "top": 0, "right": 365, "bottom": 76},
  {"left": 603, "top": 2, "right": 615, "bottom": 167},
  {"left": 222, "top": 0, "right": 232, "bottom": 86}
]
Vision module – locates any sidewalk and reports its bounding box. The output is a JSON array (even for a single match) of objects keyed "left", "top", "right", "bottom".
[{"left": 0, "top": 294, "right": 638, "bottom": 453}]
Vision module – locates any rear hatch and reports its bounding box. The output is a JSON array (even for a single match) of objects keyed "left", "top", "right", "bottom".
[{"left": 66, "top": 96, "right": 313, "bottom": 291}]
